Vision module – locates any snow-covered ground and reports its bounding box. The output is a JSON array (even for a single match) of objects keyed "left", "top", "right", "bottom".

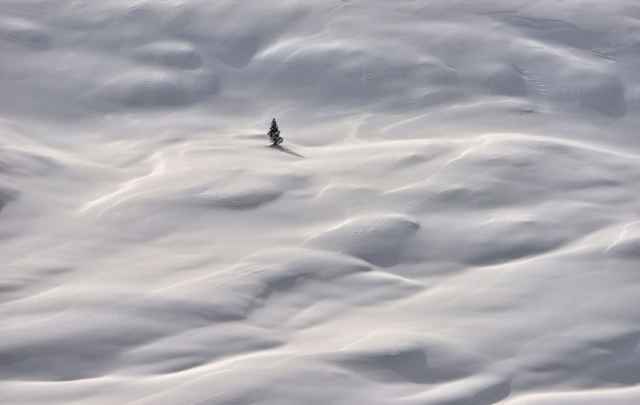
[{"left": 2, "top": 1, "right": 640, "bottom": 404}]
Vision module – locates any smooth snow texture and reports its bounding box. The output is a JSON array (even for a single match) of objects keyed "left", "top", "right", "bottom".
[{"left": 2, "top": 1, "right": 640, "bottom": 404}]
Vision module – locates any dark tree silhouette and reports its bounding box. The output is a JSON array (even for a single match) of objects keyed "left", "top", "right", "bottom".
[{"left": 268, "top": 118, "right": 283, "bottom": 145}]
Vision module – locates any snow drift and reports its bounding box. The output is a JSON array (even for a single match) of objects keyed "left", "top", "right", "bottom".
[{"left": 2, "top": 1, "right": 640, "bottom": 404}]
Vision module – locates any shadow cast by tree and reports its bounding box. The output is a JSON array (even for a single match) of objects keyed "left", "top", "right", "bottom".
[{"left": 269, "top": 144, "right": 305, "bottom": 158}]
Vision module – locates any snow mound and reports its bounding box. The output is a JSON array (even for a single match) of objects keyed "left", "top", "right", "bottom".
[
  {"left": 198, "top": 183, "right": 284, "bottom": 210},
  {"left": 0, "top": 17, "right": 50, "bottom": 50},
  {"left": 0, "top": 147, "right": 61, "bottom": 177},
  {"left": 502, "top": 386, "right": 640, "bottom": 405},
  {"left": 330, "top": 332, "right": 487, "bottom": 384},
  {"left": 4, "top": 0, "right": 640, "bottom": 404},
  {"left": 97, "top": 70, "right": 220, "bottom": 109},
  {"left": 133, "top": 41, "right": 203, "bottom": 70},
  {"left": 457, "top": 215, "right": 572, "bottom": 266},
  {"left": 161, "top": 248, "right": 421, "bottom": 329},
  {"left": 120, "top": 324, "right": 282, "bottom": 376},
  {"left": 0, "top": 288, "right": 255, "bottom": 380},
  {"left": 306, "top": 214, "right": 420, "bottom": 267}
]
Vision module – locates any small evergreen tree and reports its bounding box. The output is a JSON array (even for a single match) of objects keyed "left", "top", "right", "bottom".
[{"left": 268, "top": 118, "right": 282, "bottom": 145}]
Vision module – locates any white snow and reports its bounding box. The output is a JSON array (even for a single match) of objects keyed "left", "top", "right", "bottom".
[{"left": 2, "top": 1, "right": 640, "bottom": 404}]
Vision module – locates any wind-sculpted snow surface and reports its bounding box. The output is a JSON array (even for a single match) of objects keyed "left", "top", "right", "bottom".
[{"left": 2, "top": 1, "right": 640, "bottom": 404}]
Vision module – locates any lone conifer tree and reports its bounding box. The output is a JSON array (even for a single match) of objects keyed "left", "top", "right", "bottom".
[{"left": 268, "top": 118, "right": 283, "bottom": 145}]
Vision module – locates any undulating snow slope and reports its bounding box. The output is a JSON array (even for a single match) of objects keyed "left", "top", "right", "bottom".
[{"left": 2, "top": 1, "right": 640, "bottom": 404}]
